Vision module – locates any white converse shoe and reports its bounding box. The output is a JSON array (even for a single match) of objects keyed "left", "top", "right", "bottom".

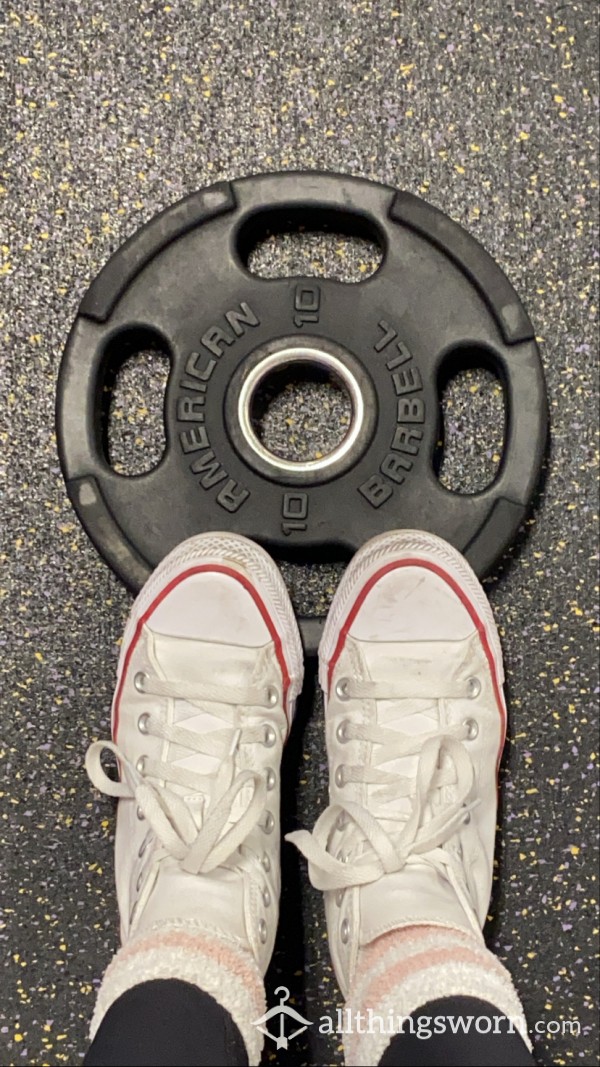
[
  {"left": 288, "top": 530, "right": 506, "bottom": 998},
  {"left": 86, "top": 533, "right": 303, "bottom": 1058}
]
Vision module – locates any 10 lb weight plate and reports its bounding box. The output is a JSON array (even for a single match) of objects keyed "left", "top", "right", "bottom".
[{"left": 56, "top": 172, "right": 548, "bottom": 654}]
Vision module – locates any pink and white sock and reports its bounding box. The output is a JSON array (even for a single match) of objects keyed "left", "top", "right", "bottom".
[
  {"left": 90, "top": 919, "right": 265, "bottom": 1065},
  {"left": 344, "top": 924, "right": 531, "bottom": 1066}
]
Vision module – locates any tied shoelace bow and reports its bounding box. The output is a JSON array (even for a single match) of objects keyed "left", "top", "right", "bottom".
[
  {"left": 287, "top": 675, "right": 483, "bottom": 932},
  {"left": 86, "top": 676, "right": 281, "bottom": 877}
]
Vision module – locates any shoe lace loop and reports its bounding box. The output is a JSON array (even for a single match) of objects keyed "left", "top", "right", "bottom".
[
  {"left": 287, "top": 677, "right": 482, "bottom": 932},
  {"left": 86, "top": 677, "right": 280, "bottom": 877}
]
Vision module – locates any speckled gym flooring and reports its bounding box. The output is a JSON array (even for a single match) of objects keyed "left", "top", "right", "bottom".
[{"left": 1, "top": 2, "right": 598, "bottom": 1065}]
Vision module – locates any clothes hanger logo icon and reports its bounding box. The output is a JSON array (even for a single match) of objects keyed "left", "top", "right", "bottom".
[{"left": 252, "top": 985, "right": 313, "bottom": 1050}]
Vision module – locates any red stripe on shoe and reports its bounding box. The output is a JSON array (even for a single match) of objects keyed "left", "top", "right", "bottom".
[
  {"left": 326, "top": 557, "right": 506, "bottom": 768},
  {"left": 113, "top": 564, "right": 292, "bottom": 742}
]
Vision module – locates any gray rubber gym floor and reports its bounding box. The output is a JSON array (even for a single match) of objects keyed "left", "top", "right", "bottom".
[{"left": 1, "top": 2, "right": 598, "bottom": 1065}]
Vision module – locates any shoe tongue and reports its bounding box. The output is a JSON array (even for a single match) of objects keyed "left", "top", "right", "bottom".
[
  {"left": 147, "top": 632, "right": 268, "bottom": 804},
  {"left": 345, "top": 637, "right": 482, "bottom": 944},
  {"left": 136, "top": 860, "right": 248, "bottom": 942},
  {"left": 150, "top": 631, "right": 267, "bottom": 687},
  {"left": 359, "top": 862, "right": 475, "bottom": 943},
  {"left": 349, "top": 635, "right": 476, "bottom": 687},
  {"left": 372, "top": 696, "right": 437, "bottom": 824},
  {"left": 348, "top": 637, "right": 475, "bottom": 824}
]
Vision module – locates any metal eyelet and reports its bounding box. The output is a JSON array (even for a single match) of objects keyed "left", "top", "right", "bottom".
[
  {"left": 336, "top": 720, "right": 350, "bottom": 744},
  {"left": 263, "top": 887, "right": 271, "bottom": 908},
  {"left": 263, "top": 724, "right": 277, "bottom": 748},
  {"left": 335, "top": 888, "right": 344, "bottom": 907},
  {"left": 463, "top": 717, "right": 479, "bottom": 740},
  {"left": 335, "top": 678, "right": 350, "bottom": 701},
  {"left": 261, "top": 853, "right": 271, "bottom": 873},
  {"left": 136, "top": 870, "right": 144, "bottom": 892},
  {"left": 336, "top": 811, "right": 348, "bottom": 830},
  {"left": 258, "top": 918, "right": 268, "bottom": 944},
  {"left": 340, "top": 918, "right": 350, "bottom": 944},
  {"left": 134, "top": 671, "right": 147, "bottom": 693},
  {"left": 137, "top": 713, "right": 150, "bottom": 735},
  {"left": 266, "top": 686, "right": 279, "bottom": 708},
  {"left": 136, "top": 755, "right": 147, "bottom": 775},
  {"left": 138, "top": 837, "right": 148, "bottom": 858},
  {"left": 467, "top": 677, "right": 481, "bottom": 699},
  {"left": 136, "top": 805, "right": 145, "bottom": 821},
  {"left": 335, "top": 765, "right": 346, "bottom": 788},
  {"left": 463, "top": 809, "right": 472, "bottom": 825},
  {"left": 261, "top": 811, "right": 274, "bottom": 834},
  {"left": 265, "top": 767, "right": 276, "bottom": 791}
]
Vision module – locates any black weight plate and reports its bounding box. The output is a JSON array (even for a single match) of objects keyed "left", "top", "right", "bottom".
[{"left": 56, "top": 172, "right": 548, "bottom": 654}]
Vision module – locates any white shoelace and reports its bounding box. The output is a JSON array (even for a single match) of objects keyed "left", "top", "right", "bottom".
[
  {"left": 86, "top": 676, "right": 280, "bottom": 877},
  {"left": 287, "top": 677, "right": 483, "bottom": 932}
]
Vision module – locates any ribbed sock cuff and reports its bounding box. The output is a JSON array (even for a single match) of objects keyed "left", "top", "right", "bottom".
[
  {"left": 90, "top": 919, "right": 265, "bottom": 1065},
  {"left": 344, "top": 925, "right": 531, "bottom": 1066}
]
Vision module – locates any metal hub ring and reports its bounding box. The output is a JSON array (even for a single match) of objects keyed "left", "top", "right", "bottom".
[
  {"left": 236, "top": 344, "right": 365, "bottom": 477},
  {"left": 224, "top": 334, "right": 378, "bottom": 486}
]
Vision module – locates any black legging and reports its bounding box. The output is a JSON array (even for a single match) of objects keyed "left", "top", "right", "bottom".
[{"left": 84, "top": 979, "right": 534, "bottom": 1066}]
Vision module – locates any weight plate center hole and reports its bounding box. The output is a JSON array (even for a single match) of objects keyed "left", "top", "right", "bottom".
[{"left": 241, "top": 349, "right": 359, "bottom": 474}]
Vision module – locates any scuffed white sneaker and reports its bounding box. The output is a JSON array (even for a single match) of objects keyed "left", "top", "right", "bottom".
[
  {"left": 86, "top": 533, "right": 302, "bottom": 1063},
  {"left": 288, "top": 530, "right": 506, "bottom": 998}
]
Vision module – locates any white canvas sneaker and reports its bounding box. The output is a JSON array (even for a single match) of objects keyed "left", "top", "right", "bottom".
[
  {"left": 86, "top": 533, "right": 303, "bottom": 1059},
  {"left": 288, "top": 530, "right": 506, "bottom": 998}
]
